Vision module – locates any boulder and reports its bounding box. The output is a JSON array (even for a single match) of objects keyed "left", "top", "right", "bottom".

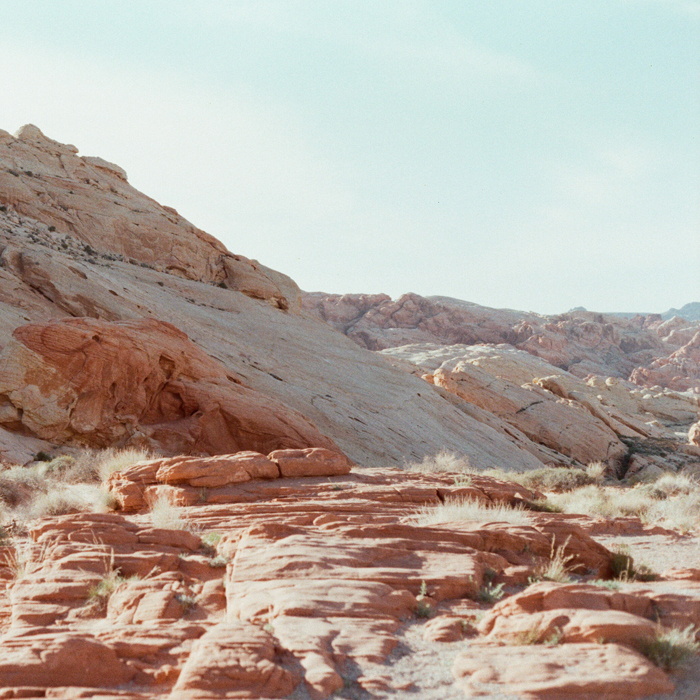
[{"left": 452, "top": 643, "right": 673, "bottom": 699}]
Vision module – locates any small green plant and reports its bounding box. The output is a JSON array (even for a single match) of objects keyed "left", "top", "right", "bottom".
[
  {"left": 590, "top": 579, "right": 622, "bottom": 590},
  {"left": 415, "top": 601, "right": 433, "bottom": 618},
  {"left": 508, "top": 621, "right": 563, "bottom": 646},
  {"left": 35, "top": 451, "right": 52, "bottom": 462},
  {"left": 453, "top": 475, "right": 472, "bottom": 487},
  {"left": 202, "top": 531, "right": 222, "bottom": 548},
  {"left": 637, "top": 625, "right": 700, "bottom": 671},
  {"left": 87, "top": 569, "right": 135, "bottom": 608},
  {"left": 476, "top": 581, "right": 505, "bottom": 604},
  {"left": 610, "top": 544, "right": 658, "bottom": 582},
  {"left": 531, "top": 537, "right": 574, "bottom": 584},
  {"left": 208, "top": 555, "right": 229, "bottom": 568},
  {"left": 176, "top": 593, "right": 197, "bottom": 613},
  {"left": 415, "top": 579, "right": 433, "bottom": 618}
]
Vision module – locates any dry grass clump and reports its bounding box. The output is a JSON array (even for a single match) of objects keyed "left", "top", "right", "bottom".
[
  {"left": 148, "top": 493, "right": 190, "bottom": 530},
  {"left": 405, "top": 450, "right": 472, "bottom": 474},
  {"left": 547, "top": 472, "right": 700, "bottom": 533},
  {"left": 0, "top": 446, "right": 154, "bottom": 526},
  {"left": 637, "top": 625, "right": 700, "bottom": 671},
  {"left": 513, "top": 466, "right": 602, "bottom": 493},
  {"left": 412, "top": 497, "right": 531, "bottom": 526},
  {"left": 530, "top": 538, "right": 575, "bottom": 584}
]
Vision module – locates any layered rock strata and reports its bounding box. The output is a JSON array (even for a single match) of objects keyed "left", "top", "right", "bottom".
[{"left": 0, "top": 456, "right": 696, "bottom": 698}]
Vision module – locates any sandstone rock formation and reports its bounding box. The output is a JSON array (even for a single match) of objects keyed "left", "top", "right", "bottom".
[
  {"left": 0, "top": 125, "right": 296, "bottom": 309},
  {"left": 0, "top": 127, "right": 564, "bottom": 470},
  {"left": 0, "top": 455, "right": 697, "bottom": 698},
  {"left": 0, "top": 317, "right": 340, "bottom": 457},
  {"left": 303, "top": 292, "right": 700, "bottom": 390}
]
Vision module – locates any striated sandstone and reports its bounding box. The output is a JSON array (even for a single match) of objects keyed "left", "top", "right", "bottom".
[
  {"left": 1, "top": 460, "right": 660, "bottom": 699},
  {"left": 305, "top": 292, "right": 700, "bottom": 393},
  {"left": 0, "top": 317, "right": 340, "bottom": 457},
  {"left": 0, "top": 125, "right": 296, "bottom": 308}
]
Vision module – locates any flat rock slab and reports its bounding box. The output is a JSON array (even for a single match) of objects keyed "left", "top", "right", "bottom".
[{"left": 452, "top": 643, "right": 674, "bottom": 699}]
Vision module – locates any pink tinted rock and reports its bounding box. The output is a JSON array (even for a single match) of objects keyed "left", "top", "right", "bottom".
[
  {"left": 452, "top": 643, "right": 673, "bottom": 699},
  {"left": 0, "top": 317, "right": 341, "bottom": 458},
  {"left": 154, "top": 452, "right": 279, "bottom": 488},
  {"left": 690, "top": 421, "right": 700, "bottom": 447},
  {"left": 171, "top": 621, "right": 300, "bottom": 699},
  {"left": 268, "top": 448, "right": 351, "bottom": 478},
  {"left": 422, "top": 616, "right": 467, "bottom": 642},
  {"left": 484, "top": 608, "right": 658, "bottom": 647},
  {"left": 478, "top": 582, "right": 655, "bottom": 633},
  {"left": 0, "top": 633, "right": 134, "bottom": 687}
]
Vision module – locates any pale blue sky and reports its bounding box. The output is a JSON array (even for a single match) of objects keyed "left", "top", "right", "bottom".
[{"left": 1, "top": 1, "right": 698, "bottom": 313}]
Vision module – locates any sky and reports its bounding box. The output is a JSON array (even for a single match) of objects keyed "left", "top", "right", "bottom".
[{"left": 1, "top": 0, "right": 698, "bottom": 314}]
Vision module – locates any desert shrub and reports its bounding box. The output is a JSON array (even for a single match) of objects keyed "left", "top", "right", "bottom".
[
  {"left": 92, "top": 447, "right": 156, "bottom": 481},
  {"left": 506, "top": 621, "right": 563, "bottom": 646},
  {"left": 515, "top": 467, "right": 597, "bottom": 493},
  {"left": 176, "top": 593, "right": 197, "bottom": 613},
  {"left": 149, "top": 493, "right": 189, "bottom": 530},
  {"left": 585, "top": 461, "right": 608, "bottom": 483},
  {"left": 637, "top": 625, "right": 700, "bottom": 671},
  {"left": 412, "top": 497, "right": 531, "bottom": 526},
  {"left": 548, "top": 480, "right": 700, "bottom": 534},
  {"left": 608, "top": 544, "right": 658, "bottom": 582},
  {"left": 405, "top": 450, "right": 472, "bottom": 474},
  {"left": 530, "top": 538, "right": 574, "bottom": 584},
  {"left": 475, "top": 581, "right": 505, "bottom": 604}
]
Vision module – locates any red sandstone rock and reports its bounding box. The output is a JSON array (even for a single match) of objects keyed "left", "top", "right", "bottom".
[
  {"left": 0, "top": 317, "right": 340, "bottom": 457},
  {"left": 0, "top": 125, "right": 297, "bottom": 308},
  {"left": 452, "top": 643, "right": 674, "bottom": 699},
  {"left": 0, "top": 632, "right": 134, "bottom": 687},
  {"left": 171, "top": 621, "right": 301, "bottom": 699},
  {"left": 268, "top": 447, "right": 351, "bottom": 477}
]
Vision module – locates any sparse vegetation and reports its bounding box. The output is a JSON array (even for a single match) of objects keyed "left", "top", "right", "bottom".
[
  {"left": 176, "top": 593, "right": 197, "bottom": 613},
  {"left": 412, "top": 497, "right": 531, "bottom": 526},
  {"left": 476, "top": 581, "right": 505, "bottom": 603},
  {"left": 507, "top": 621, "right": 564, "bottom": 646},
  {"left": 530, "top": 538, "right": 574, "bottom": 584},
  {"left": 609, "top": 544, "right": 658, "bottom": 582},
  {"left": 148, "top": 492, "right": 191, "bottom": 531},
  {"left": 0, "top": 447, "right": 155, "bottom": 527},
  {"left": 514, "top": 466, "right": 602, "bottom": 493},
  {"left": 637, "top": 625, "right": 700, "bottom": 671},
  {"left": 405, "top": 450, "right": 471, "bottom": 474}
]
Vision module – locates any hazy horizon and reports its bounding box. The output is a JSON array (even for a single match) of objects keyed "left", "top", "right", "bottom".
[{"left": 1, "top": 1, "right": 698, "bottom": 315}]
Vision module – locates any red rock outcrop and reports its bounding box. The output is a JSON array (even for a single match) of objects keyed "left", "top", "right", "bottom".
[
  {"left": 304, "top": 291, "right": 700, "bottom": 390},
  {"left": 0, "top": 124, "right": 297, "bottom": 309},
  {"left": 0, "top": 317, "right": 340, "bottom": 457},
  {"left": 630, "top": 330, "right": 700, "bottom": 393},
  {"left": 452, "top": 644, "right": 673, "bottom": 699},
  {"left": 1, "top": 456, "right": 699, "bottom": 698},
  {"left": 430, "top": 359, "right": 627, "bottom": 465}
]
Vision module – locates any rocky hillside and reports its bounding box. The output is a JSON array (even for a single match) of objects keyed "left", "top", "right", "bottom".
[
  {"left": 302, "top": 292, "right": 700, "bottom": 391},
  {"left": 0, "top": 125, "right": 559, "bottom": 471},
  {"left": 1, "top": 125, "right": 700, "bottom": 699}
]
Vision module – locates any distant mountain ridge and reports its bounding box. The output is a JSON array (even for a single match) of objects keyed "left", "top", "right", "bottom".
[{"left": 572, "top": 303, "right": 700, "bottom": 322}]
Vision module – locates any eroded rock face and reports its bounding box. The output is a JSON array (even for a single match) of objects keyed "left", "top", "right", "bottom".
[
  {"left": 304, "top": 292, "right": 700, "bottom": 391},
  {"left": 452, "top": 644, "right": 673, "bottom": 699},
  {"left": 0, "top": 317, "right": 340, "bottom": 457},
  {"left": 0, "top": 459, "right": 696, "bottom": 699},
  {"left": 0, "top": 125, "right": 297, "bottom": 309}
]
